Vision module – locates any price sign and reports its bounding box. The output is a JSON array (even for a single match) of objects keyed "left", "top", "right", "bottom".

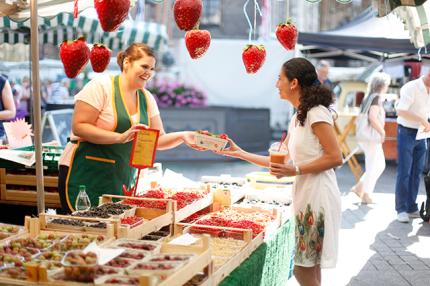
[{"left": 129, "top": 127, "right": 159, "bottom": 168}]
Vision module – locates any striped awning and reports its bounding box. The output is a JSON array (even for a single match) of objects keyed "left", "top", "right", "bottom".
[
  {"left": 395, "top": 1, "right": 430, "bottom": 49},
  {"left": 375, "top": 0, "right": 428, "bottom": 17},
  {"left": 0, "top": 10, "right": 168, "bottom": 53}
]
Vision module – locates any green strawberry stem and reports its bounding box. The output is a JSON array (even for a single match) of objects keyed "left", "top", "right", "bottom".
[{"left": 281, "top": 18, "right": 293, "bottom": 26}]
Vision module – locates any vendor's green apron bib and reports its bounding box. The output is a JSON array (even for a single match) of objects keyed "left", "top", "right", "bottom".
[{"left": 65, "top": 75, "right": 149, "bottom": 211}]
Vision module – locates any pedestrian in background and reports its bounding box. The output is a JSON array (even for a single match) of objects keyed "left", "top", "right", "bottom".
[
  {"left": 0, "top": 75, "right": 17, "bottom": 138},
  {"left": 395, "top": 70, "right": 430, "bottom": 223},
  {"left": 351, "top": 72, "right": 391, "bottom": 204},
  {"left": 316, "top": 60, "right": 334, "bottom": 91}
]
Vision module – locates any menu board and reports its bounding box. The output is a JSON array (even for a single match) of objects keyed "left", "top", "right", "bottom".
[{"left": 129, "top": 127, "right": 159, "bottom": 168}]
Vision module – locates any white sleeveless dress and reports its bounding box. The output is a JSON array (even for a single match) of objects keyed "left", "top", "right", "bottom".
[{"left": 287, "top": 105, "right": 341, "bottom": 268}]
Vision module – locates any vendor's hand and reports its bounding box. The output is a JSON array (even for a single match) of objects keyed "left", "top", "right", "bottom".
[
  {"left": 182, "top": 131, "right": 207, "bottom": 151},
  {"left": 117, "top": 124, "right": 148, "bottom": 143},
  {"left": 214, "top": 138, "right": 243, "bottom": 158},
  {"left": 269, "top": 162, "right": 295, "bottom": 179}
]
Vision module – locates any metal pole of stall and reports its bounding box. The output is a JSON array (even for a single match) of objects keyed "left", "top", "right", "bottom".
[{"left": 30, "top": 0, "right": 45, "bottom": 213}]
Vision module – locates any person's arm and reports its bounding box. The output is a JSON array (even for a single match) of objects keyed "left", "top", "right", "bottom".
[
  {"left": 397, "top": 83, "right": 430, "bottom": 131},
  {"left": 72, "top": 100, "right": 141, "bottom": 144},
  {"left": 216, "top": 134, "right": 290, "bottom": 168},
  {"left": 270, "top": 122, "right": 342, "bottom": 177},
  {"left": 396, "top": 109, "right": 430, "bottom": 130},
  {"left": 368, "top": 105, "right": 386, "bottom": 141},
  {"left": 149, "top": 114, "right": 197, "bottom": 150},
  {"left": 0, "top": 81, "right": 16, "bottom": 120}
]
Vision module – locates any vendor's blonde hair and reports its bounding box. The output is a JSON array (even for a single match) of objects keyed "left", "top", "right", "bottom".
[{"left": 117, "top": 43, "right": 156, "bottom": 72}]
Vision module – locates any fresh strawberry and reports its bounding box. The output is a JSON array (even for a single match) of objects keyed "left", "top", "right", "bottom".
[
  {"left": 90, "top": 44, "right": 111, "bottom": 73},
  {"left": 242, "top": 44, "right": 266, "bottom": 74},
  {"left": 276, "top": 20, "right": 298, "bottom": 50},
  {"left": 174, "top": 0, "right": 202, "bottom": 31},
  {"left": 94, "top": 0, "right": 130, "bottom": 32},
  {"left": 59, "top": 37, "right": 90, "bottom": 78},
  {"left": 219, "top": 133, "right": 228, "bottom": 140},
  {"left": 185, "top": 29, "right": 211, "bottom": 59}
]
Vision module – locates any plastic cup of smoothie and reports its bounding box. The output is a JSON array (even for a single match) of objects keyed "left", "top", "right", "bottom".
[{"left": 269, "top": 142, "right": 288, "bottom": 164}]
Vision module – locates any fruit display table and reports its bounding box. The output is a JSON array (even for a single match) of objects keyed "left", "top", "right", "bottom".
[
  {"left": 0, "top": 174, "right": 295, "bottom": 285},
  {"left": 0, "top": 146, "right": 63, "bottom": 208},
  {"left": 219, "top": 219, "right": 295, "bottom": 286}
]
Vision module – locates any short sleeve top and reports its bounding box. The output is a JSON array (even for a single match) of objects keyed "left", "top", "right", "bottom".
[
  {"left": 59, "top": 75, "right": 160, "bottom": 166},
  {"left": 288, "top": 105, "right": 334, "bottom": 165}
]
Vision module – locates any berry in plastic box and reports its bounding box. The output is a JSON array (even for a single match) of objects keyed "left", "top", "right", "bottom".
[{"left": 195, "top": 131, "right": 229, "bottom": 151}]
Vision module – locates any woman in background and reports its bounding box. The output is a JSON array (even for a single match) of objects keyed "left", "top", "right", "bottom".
[
  {"left": 351, "top": 72, "right": 391, "bottom": 204},
  {"left": 0, "top": 75, "right": 16, "bottom": 138}
]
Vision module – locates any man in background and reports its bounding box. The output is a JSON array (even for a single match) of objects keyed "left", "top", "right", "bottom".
[
  {"left": 395, "top": 70, "right": 430, "bottom": 223},
  {"left": 316, "top": 60, "right": 334, "bottom": 91}
]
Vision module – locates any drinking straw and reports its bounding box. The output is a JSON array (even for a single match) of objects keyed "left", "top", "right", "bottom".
[{"left": 278, "top": 132, "right": 287, "bottom": 152}]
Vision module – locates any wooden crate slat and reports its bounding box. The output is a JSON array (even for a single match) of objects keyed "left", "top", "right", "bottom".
[
  {"left": 174, "top": 195, "right": 213, "bottom": 223},
  {"left": 5, "top": 174, "right": 58, "bottom": 187}
]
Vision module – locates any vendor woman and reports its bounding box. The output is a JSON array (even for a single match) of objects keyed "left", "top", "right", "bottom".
[{"left": 58, "top": 43, "right": 198, "bottom": 213}]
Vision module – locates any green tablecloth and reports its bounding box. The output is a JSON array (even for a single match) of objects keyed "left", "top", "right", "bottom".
[{"left": 220, "top": 219, "right": 295, "bottom": 286}]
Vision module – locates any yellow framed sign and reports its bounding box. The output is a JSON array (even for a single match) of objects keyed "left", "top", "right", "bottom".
[{"left": 129, "top": 127, "right": 160, "bottom": 168}]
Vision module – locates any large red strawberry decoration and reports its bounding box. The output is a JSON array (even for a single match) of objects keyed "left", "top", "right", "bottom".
[
  {"left": 90, "top": 44, "right": 111, "bottom": 73},
  {"left": 94, "top": 0, "right": 130, "bottom": 32},
  {"left": 185, "top": 29, "right": 211, "bottom": 59},
  {"left": 242, "top": 44, "right": 266, "bottom": 74},
  {"left": 59, "top": 37, "right": 90, "bottom": 78},
  {"left": 276, "top": 21, "right": 298, "bottom": 50},
  {"left": 174, "top": 0, "right": 202, "bottom": 31}
]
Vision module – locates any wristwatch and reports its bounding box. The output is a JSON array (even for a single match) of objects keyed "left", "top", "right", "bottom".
[{"left": 295, "top": 165, "right": 301, "bottom": 175}]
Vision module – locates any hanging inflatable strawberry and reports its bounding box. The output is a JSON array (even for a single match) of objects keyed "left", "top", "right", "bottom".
[
  {"left": 185, "top": 29, "right": 211, "bottom": 59},
  {"left": 174, "top": 0, "right": 202, "bottom": 31},
  {"left": 242, "top": 44, "right": 266, "bottom": 74},
  {"left": 60, "top": 37, "right": 90, "bottom": 78},
  {"left": 90, "top": 44, "right": 111, "bottom": 73},
  {"left": 276, "top": 20, "right": 298, "bottom": 50},
  {"left": 94, "top": 0, "right": 130, "bottom": 32}
]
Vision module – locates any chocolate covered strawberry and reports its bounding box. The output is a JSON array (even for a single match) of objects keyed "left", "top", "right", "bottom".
[
  {"left": 94, "top": 0, "right": 130, "bottom": 32},
  {"left": 185, "top": 29, "right": 211, "bottom": 59},
  {"left": 242, "top": 44, "right": 266, "bottom": 74},
  {"left": 174, "top": 0, "right": 202, "bottom": 31},
  {"left": 276, "top": 21, "right": 298, "bottom": 50},
  {"left": 59, "top": 37, "right": 90, "bottom": 78},
  {"left": 90, "top": 44, "right": 111, "bottom": 73}
]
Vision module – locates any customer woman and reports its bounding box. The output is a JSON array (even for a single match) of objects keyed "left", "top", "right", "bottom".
[
  {"left": 351, "top": 72, "right": 390, "bottom": 204},
  {"left": 217, "top": 58, "right": 342, "bottom": 286},
  {"left": 59, "top": 43, "right": 198, "bottom": 213}
]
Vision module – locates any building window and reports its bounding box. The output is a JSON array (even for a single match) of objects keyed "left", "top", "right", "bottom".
[{"left": 201, "top": 0, "right": 222, "bottom": 26}]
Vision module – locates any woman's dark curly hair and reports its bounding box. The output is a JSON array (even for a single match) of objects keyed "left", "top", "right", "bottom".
[{"left": 282, "top": 58, "right": 334, "bottom": 126}]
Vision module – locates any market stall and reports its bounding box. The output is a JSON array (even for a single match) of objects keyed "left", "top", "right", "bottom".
[{"left": 0, "top": 172, "right": 295, "bottom": 286}]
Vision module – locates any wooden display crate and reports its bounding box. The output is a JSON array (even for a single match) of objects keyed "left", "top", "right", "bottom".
[
  {"left": 99, "top": 194, "right": 174, "bottom": 239},
  {"left": 175, "top": 223, "right": 264, "bottom": 286},
  {"left": 174, "top": 194, "right": 214, "bottom": 223},
  {"left": 139, "top": 235, "right": 212, "bottom": 286},
  {"left": 0, "top": 168, "right": 60, "bottom": 208},
  {"left": 35, "top": 213, "right": 118, "bottom": 238},
  {"left": 212, "top": 187, "right": 246, "bottom": 209},
  {"left": 0, "top": 223, "right": 27, "bottom": 245}
]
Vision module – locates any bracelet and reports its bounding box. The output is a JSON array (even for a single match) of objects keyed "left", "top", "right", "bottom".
[{"left": 295, "top": 165, "right": 301, "bottom": 175}]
